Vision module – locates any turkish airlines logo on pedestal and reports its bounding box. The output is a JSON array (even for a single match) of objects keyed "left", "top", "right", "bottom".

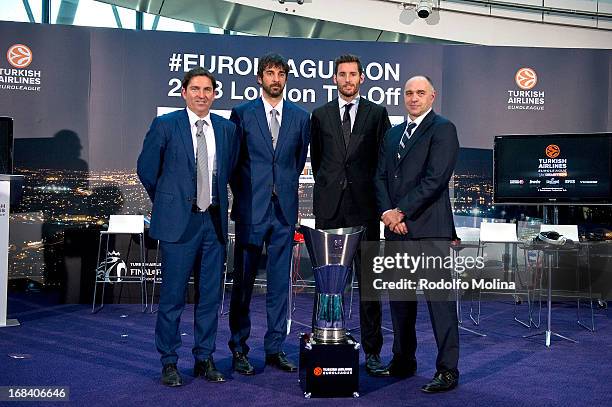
[
  {"left": 515, "top": 67, "right": 537, "bottom": 90},
  {"left": 6, "top": 44, "right": 33, "bottom": 68}
]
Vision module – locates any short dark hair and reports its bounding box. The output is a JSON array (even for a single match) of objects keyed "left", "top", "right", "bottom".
[
  {"left": 182, "top": 67, "right": 217, "bottom": 90},
  {"left": 257, "top": 53, "right": 290, "bottom": 78},
  {"left": 334, "top": 54, "right": 363, "bottom": 75}
]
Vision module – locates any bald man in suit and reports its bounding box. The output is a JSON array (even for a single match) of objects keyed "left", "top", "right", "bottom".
[{"left": 375, "top": 75, "right": 460, "bottom": 393}]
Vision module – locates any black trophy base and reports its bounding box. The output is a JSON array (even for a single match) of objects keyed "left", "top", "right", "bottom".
[{"left": 298, "top": 332, "right": 360, "bottom": 398}]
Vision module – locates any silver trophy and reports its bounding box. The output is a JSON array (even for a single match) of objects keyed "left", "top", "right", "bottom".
[{"left": 299, "top": 225, "right": 364, "bottom": 343}]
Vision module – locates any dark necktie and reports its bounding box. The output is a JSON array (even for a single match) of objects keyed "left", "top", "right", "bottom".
[
  {"left": 342, "top": 103, "right": 353, "bottom": 148},
  {"left": 195, "top": 119, "right": 210, "bottom": 210},
  {"left": 397, "top": 122, "right": 417, "bottom": 160}
]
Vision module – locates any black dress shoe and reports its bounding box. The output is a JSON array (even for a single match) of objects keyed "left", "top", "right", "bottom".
[
  {"left": 365, "top": 354, "right": 390, "bottom": 377},
  {"left": 232, "top": 352, "right": 255, "bottom": 375},
  {"left": 161, "top": 363, "right": 183, "bottom": 387},
  {"left": 194, "top": 357, "right": 226, "bottom": 383},
  {"left": 387, "top": 358, "right": 417, "bottom": 378},
  {"left": 421, "top": 370, "right": 459, "bottom": 393},
  {"left": 265, "top": 352, "right": 297, "bottom": 372}
]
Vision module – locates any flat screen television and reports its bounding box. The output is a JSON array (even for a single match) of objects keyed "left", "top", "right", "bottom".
[{"left": 494, "top": 133, "right": 612, "bottom": 205}]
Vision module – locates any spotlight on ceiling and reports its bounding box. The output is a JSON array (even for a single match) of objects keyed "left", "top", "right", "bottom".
[{"left": 415, "top": 0, "right": 433, "bottom": 19}]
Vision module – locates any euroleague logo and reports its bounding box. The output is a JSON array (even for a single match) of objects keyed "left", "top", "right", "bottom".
[
  {"left": 6, "top": 44, "right": 33, "bottom": 68},
  {"left": 515, "top": 67, "right": 537, "bottom": 90},
  {"left": 313, "top": 367, "right": 323, "bottom": 376},
  {"left": 545, "top": 144, "right": 560, "bottom": 159},
  {"left": 507, "top": 67, "right": 544, "bottom": 111}
]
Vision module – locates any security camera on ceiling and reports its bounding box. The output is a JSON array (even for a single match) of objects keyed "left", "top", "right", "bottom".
[{"left": 416, "top": 0, "right": 433, "bottom": 19}]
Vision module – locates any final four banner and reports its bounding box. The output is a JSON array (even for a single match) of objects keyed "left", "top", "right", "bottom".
[{"left": 0, "top": 20, "right": 611, "bottom": 286}]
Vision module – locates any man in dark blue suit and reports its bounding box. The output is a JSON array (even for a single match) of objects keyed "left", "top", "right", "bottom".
[
  {"left": 375, "top": 75, "right": 460, "bottom": 392},
  {"left": 137, "top": 67, "right": 239, "bottom": 386},
  {"left": 228, "top": 53, "right": 310, "bottom": 375}
]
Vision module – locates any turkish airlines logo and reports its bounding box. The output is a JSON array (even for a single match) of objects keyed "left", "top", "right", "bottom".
[
  {"left": 313, "top": 367, "right": 323, "bottom": 376},
  {"left": 515, "top": 67, "right": 537, "bottom": 90},
  {"left": 7, "top": 44, "right": 33, "bottom": 68},
  {"left": 545, "top": 144, "right": 560, "bottom": 158}
]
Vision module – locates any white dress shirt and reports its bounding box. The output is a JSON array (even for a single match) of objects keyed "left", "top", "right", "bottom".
[{"left": 406, "top": 107, "right": 432, "bottom": 135}]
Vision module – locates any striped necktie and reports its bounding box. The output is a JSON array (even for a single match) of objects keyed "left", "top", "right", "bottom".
[{"left": 397, "top": 122, "right": 417, "bottom": 160}]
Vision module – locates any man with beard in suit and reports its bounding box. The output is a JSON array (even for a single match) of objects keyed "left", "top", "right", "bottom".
[
  {"left": 228, "top": 53, "right": 310, "bottom": 375},
  {"left": 310, "top": 54, "right": 391, "bottom": 377}
]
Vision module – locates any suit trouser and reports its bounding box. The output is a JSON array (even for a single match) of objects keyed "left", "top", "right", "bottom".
[
  {"left": 387, "top": 238, "right": 459, "bottom": 373},
  {"left": 229, "top": 196, "right": 294, "bottom": 355},
  {"left": 315, "top": 190, "right": 383, "bottom": 356},
  {"left": 155, "top": 208, "right": 225, "bottom": 366}
]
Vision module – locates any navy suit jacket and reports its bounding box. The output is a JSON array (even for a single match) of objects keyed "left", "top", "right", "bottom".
[
  {"left": 137, "top": 108, "right": 239, "bottom": 243},
  {"left": 229, "top": 98, "right": 310, "bottom": 225},
  {"left": 375, "top": 110, "right": 459, "bottom": 240}
]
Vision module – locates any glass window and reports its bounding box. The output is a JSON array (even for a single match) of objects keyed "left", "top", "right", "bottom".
[
  {"left": 115, "top": 4, "right": 135, "bottom": 29},
  {"left": 143, "top": 13, "right": 195, "bottom": 33},
  {"left": 0, "top": 0, "right": 259, "bottom": 35},
  {"left": 70, "top": 0, "right": 134, "bottom": 29},
  {"left": 0, "top": 0, "right": 41, "bottom": 23}
]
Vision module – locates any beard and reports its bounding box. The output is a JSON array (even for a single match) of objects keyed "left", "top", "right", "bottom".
[
  {"left": 338, "top": 83, "right": 359, "bottom": 99},
  {"left": 262, "top": 82, "right": 284, "bottom": 98}
]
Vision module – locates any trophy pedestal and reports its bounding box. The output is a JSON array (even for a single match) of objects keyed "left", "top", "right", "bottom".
[{"left": 298, "top": 333, "right": 360, "bottom": 398}]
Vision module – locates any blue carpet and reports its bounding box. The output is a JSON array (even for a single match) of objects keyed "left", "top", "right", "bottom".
[{"left": 1, "top": 291, "right": 611, "bottom": 406}]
